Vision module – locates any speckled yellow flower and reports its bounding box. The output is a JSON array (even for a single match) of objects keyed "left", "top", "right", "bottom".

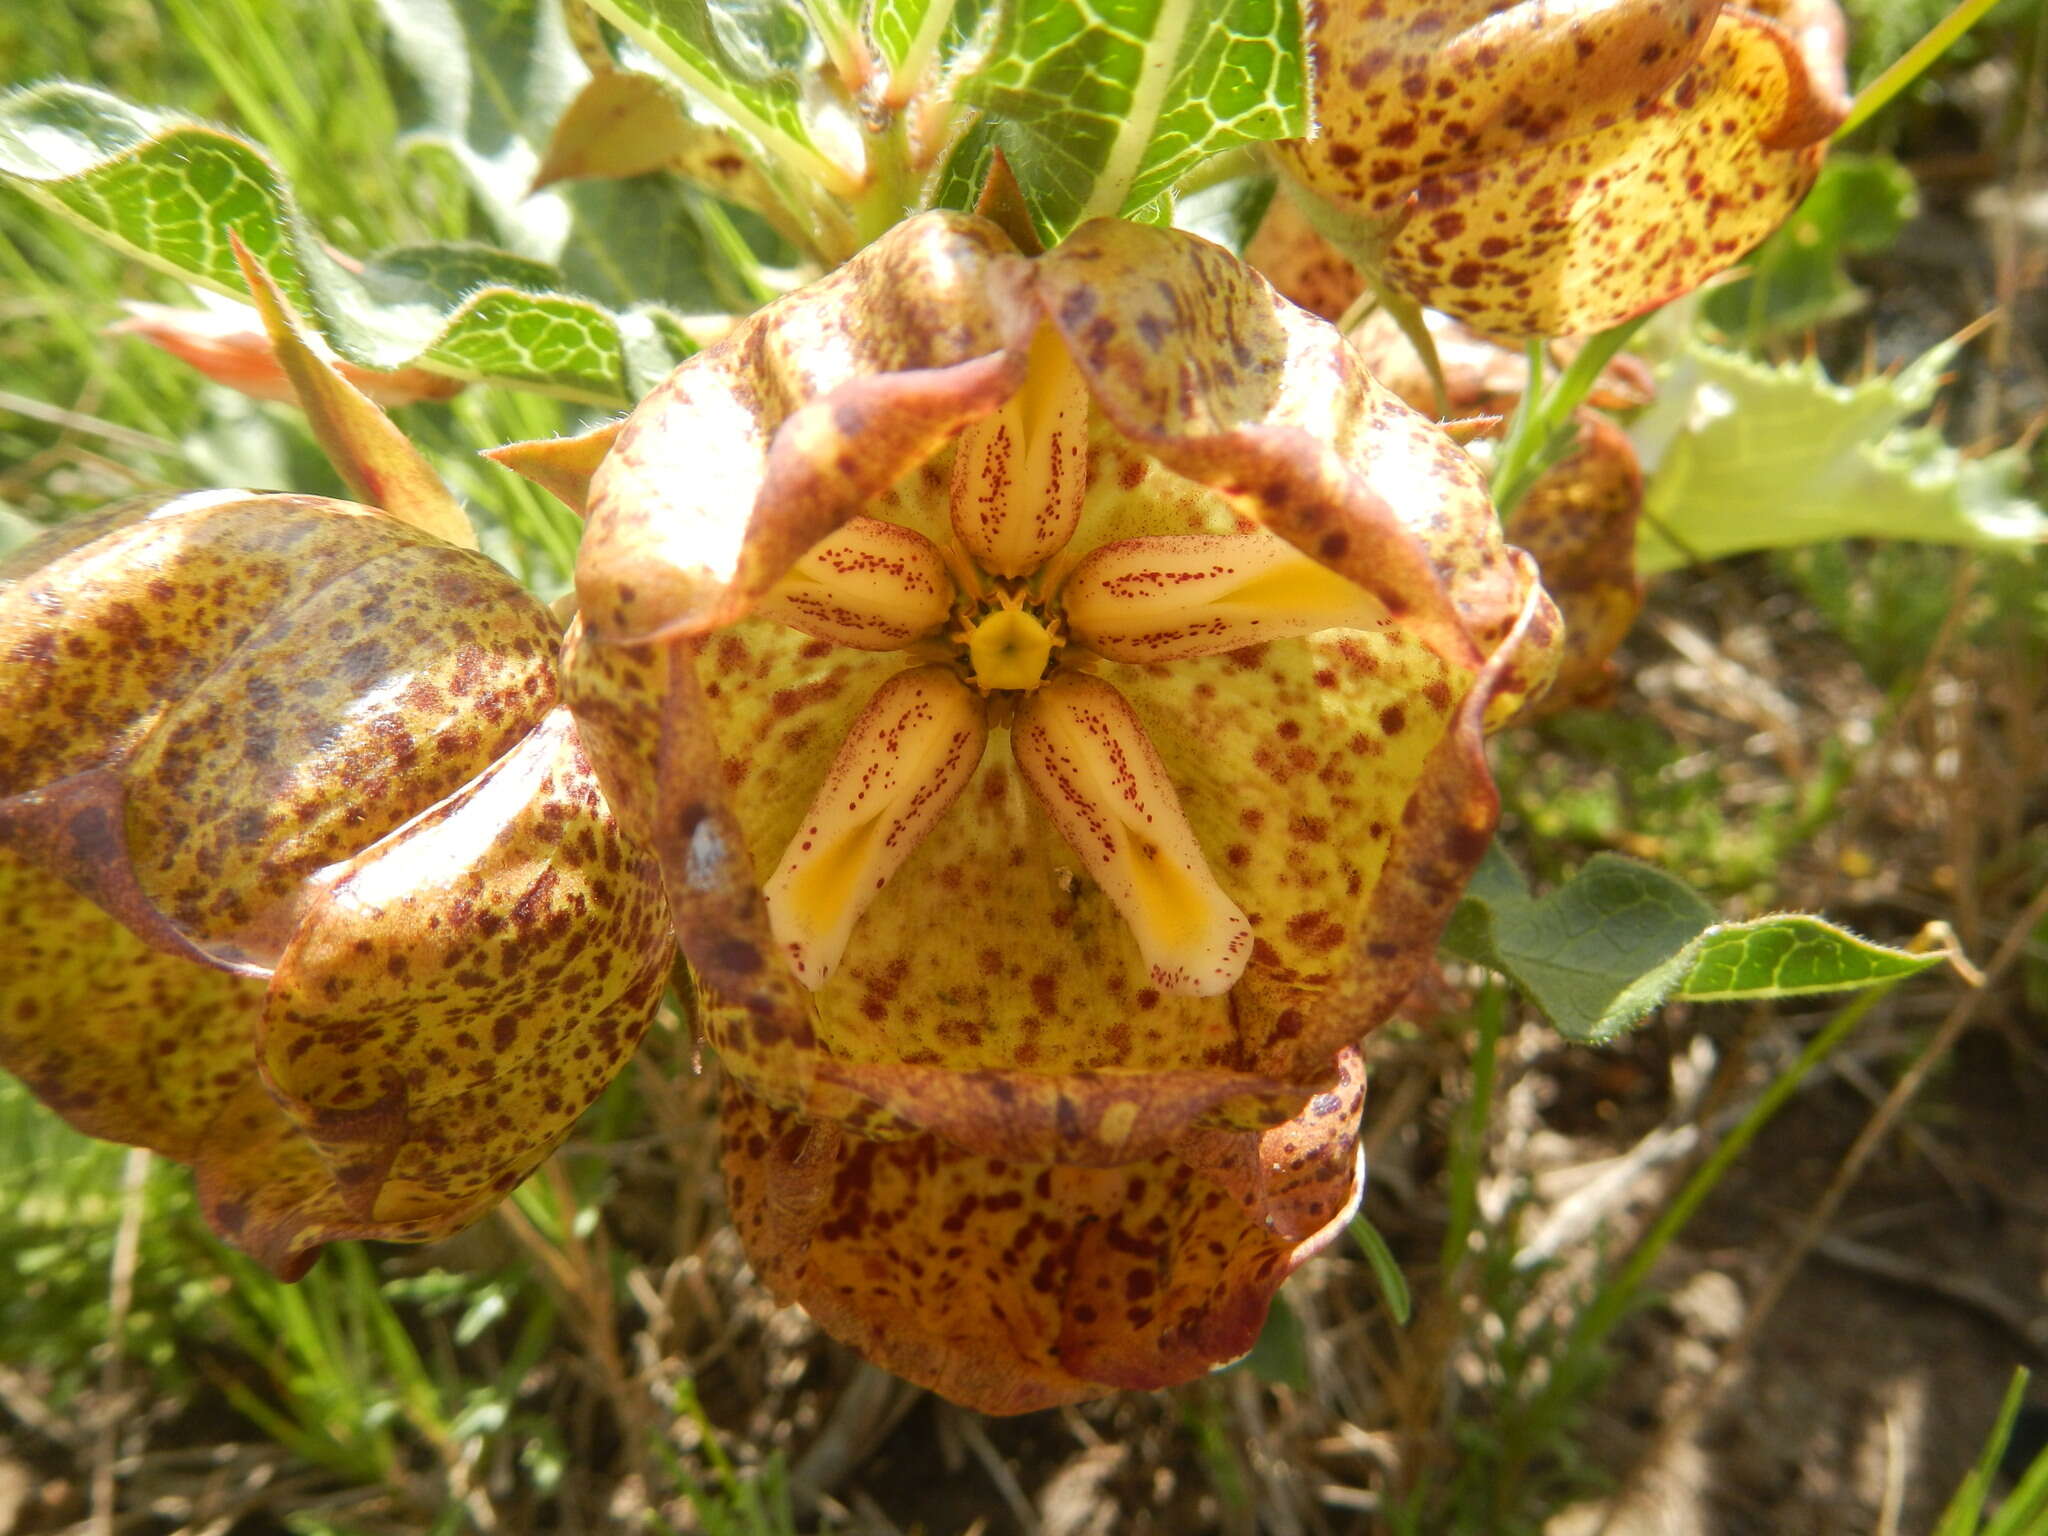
[
  {"left": 0, "top": 490, "right": 674, "bottom": 1277},
  {"left": 1272, "top": 0, "right": 1852, "bottom": 337},
  {"left": 548, "top": 211, "right": 1560, "bottom": 1408}
]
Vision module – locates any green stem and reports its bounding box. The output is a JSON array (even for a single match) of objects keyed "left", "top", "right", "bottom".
[
  {"left": 1836, "top": 0, "right": 2003, "bottom": 138},
  {"left": 1488, "top": 315, "right": 1647, "bottom": 519},
  {"left": 853, "top": 114, "right": 921, "bottom": 247},
  {"left": 1439, "top": 986, "right": 1504, "bottom": 1283}
]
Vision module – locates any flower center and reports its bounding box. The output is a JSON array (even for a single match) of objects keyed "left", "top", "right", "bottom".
[{"left": 964, "top": 600, "right": 1058, "bottom": 691}]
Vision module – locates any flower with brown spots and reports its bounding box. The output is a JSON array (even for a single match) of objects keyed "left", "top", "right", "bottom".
[
  {"left": 1272, "top": 0, "right": 1853, "bottom": 337},
  {"left": 542, "top": 210, "right": 1561, "bottom": 1410},
  {"left": 0, "top": 301, "right": 673, "bottom": 1284}
]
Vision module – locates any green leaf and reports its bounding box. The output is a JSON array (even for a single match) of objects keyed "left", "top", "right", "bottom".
[
  {"left": 958, "top": 0, "right": 1309, "bottom": 242},
  {"left": 1678, "top": 916, "right": 1945, "bottom": 1002},
  {"left": 1348, "top": 1214, "right": 1411, "bottom": 1327},
  {"left": 1702, "top": 155, "right": 1917, "bottom": 343},
  {"left": 869, "top": 0, "right": 990, "bottom": 87},
  {"left": 581, "top": 0, "right": 857, "bottom": 197},
  {"left": 0, "top": 82, "right": 691, "bottom": 405},
  {"left": 928, "top": 113, "right": 998, "bottom": 214},
  {"left": 1935, "top": 1366, "right": 2029, "bottom": 1536},
  {"left": 373, "top": 0, "right": 765, "bottom": 316},
  {"left": 1445, "top": 847, "right": 1946, "bottom": 1044},
  {"left": 1632, "top": 335, "right": 2048, "bottom": 574}
]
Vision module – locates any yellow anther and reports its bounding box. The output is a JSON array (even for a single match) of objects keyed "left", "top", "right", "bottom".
[{"left": 966, "top": 604, "right": 1055, "bottom": 692}]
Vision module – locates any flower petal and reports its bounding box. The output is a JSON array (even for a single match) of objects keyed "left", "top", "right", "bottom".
[
  {"left": 560, "top": 620, "right": 872, "bottom": 1123},
  {"left": 721, "top": 1048, "right": 1364, "bottom": 1414},
  {"left": 1061, "top": 531, "right": 1388, "bottom": 663},
  {"left": 0, "top": 492, "right": 559, "bottom": 970},
  {"left": 1242, "top": 194, "right": 1365, "bottom": 324},
  {"left": 1012, "top": 673, "right": 1251, "bottom": 997},
  {"left": 1502, "top": 415, "right": 1644, "bottom": 713},
  {"left": 763, "top": 666, "right": 988, "bottom": 989},
  {"left": 0, "top": 854, "right": 434, "bottom": 1280},
  {"left": 1284, "top": 0, "right": 1719, "bottom": 224},
  {"left": 1346, "top": 306, "right": 1654, "bottom": 419},
  {"left": 947, "top": 323, "right": 1090, "bottom": 577},
  {"left": 0, "top": 849, "right": 264, "bottom": 1161},
  {"left": 259, "top": 709, "right": 673, "bottom": 1254},
  {"left": 752, "top": 516, "right": 956, "bottom": 651},
  {"left": 1277, "top": 3, "right": 1849, "bottom": 336},
  {"left": 1034, "top": 219, "right": 1525, "bottom": 669},
  {"left": 579, "top": 212, "right": 1033, "bottom": 645}
]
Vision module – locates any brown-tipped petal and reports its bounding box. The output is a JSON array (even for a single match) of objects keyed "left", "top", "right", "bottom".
[
  {"left": 1742, "top": 0, "right": 1852, "bottom": 109},
  {"left": 722, "top": 1058, "right": 1363, "bottom": 1414},
  {"left": 1034, "top": 220, "right": 1522, "bottom": 669},
  {"left": 0, "top": 492, "right": 559, "bottom": 969},
  {"left": 1013, "top": 673, "right": 1250, "bottom": 997},
  {"left": 232, "top": 236, "right": 477, "bottom": 549},
  {"left": 752, "top": 516, "right": 956, "bottom": 651},
  {"left": 580, "top": 212, "right": 1032, "bottom": 645},
  {"left": 259, "top": 708, "right": 672, "bottom": 1249},
  {"left": 764, "top": 666, "right": 987, "bottom": 990},
  {"left": 1061, "top": 531, "right": 1387, "bottom": 663},
  {"left": 111, "top": 302, "right": 466, "bottom": 407},
  {"left": 947, "top": 325, "right": 1089, "bottom": 577},
  {"left": 1504, "top": 415, "right": 1644, "bottom": 714},
  {"left": 482, "top": 419, "right": 624, "bottom": 518}
]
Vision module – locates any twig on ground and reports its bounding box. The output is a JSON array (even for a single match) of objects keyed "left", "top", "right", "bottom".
[{"left": 1804, "top": 1228, "right": 2048, "bottom": 1357}]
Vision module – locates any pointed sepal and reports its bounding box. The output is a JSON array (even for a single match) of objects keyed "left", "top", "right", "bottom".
[{"left": 231, "top": 233, "right": 477, "bottom": 549}]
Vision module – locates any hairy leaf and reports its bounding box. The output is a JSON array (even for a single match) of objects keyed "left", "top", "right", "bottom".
[
  {"left": 958, "top": 0, "right": 1309, "bottom": 241},
  {"left": 1445, "top": 846, "right": 1946, "bottom": 1043},
  {"left": 0, "top": 82, "right": 689, "bottom": 404},
  {"left": 869, "top": 0, "right": 992, "bottom": 102},
  {"left": 1632, "top": 336, "right": 2048, "bottom": 573},
  {"left": 580, "top": 0, "right": 857, "bottom": 197}
]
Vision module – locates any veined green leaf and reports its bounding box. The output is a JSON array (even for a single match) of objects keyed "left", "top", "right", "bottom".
[
  {"left": 958, "top": 0, "right": 1308, "bottom": 242},
  {"left": 581, "top": 0, "right": 859, "bottom": 197},
  {"left": 1445, "top": 846, "right": 1947, "bottom": 1044},
  {"left": 0, "top": 82, "right": 692, "bottom": 405},
  {"left": 1632, "top": 336, "right": 2048, "bottom": 574},
  {"left": 868, "top": 0, "right": 991, "bottom": 101}
]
